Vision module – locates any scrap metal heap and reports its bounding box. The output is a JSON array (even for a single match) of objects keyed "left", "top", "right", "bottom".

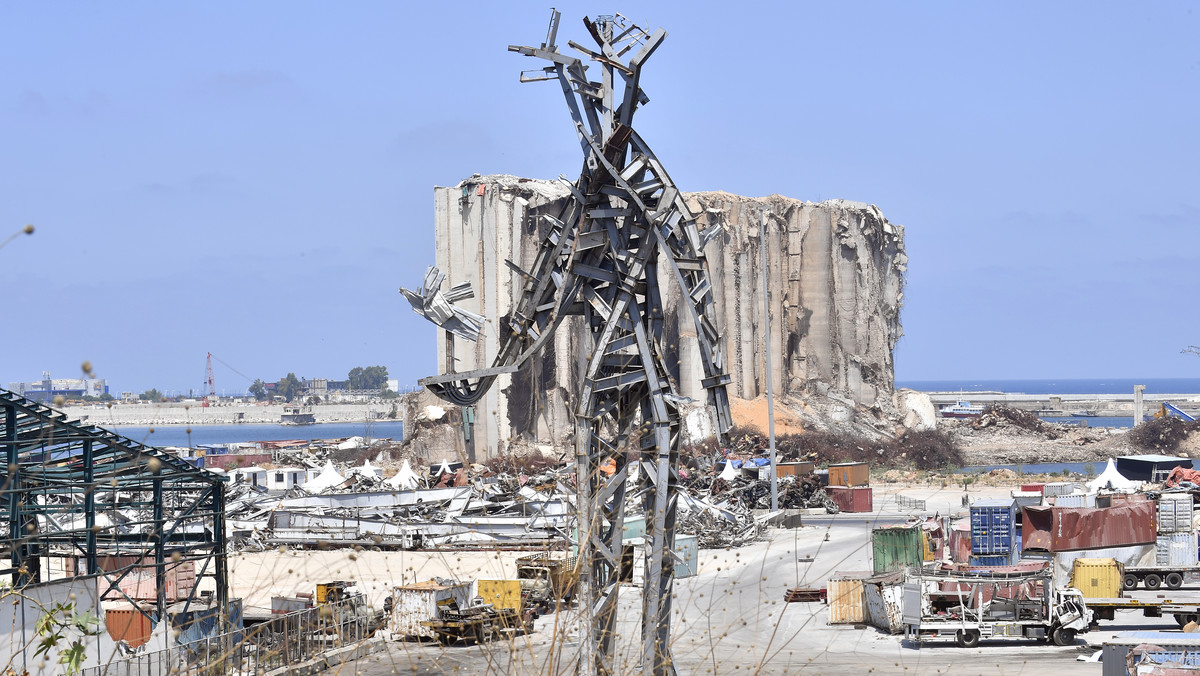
[
  {"left": 402, "top": 10, "right": 732, "bottom": 675},
  {"left": 0, "top": 388, "right": 229, "bottom": 632}
]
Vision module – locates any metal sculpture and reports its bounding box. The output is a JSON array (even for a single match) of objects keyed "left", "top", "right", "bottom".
[{"left": 402, "top": 11, "right": 731, "bottom": 675}]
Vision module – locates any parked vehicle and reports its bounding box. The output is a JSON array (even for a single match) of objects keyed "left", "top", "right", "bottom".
[{"left": 903, "top": 570, "right": 1091, "bottom": 647}]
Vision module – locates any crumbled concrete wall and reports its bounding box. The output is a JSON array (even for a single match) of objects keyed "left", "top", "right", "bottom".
[{"left": 431, "top": 175, "right": 906, "bottom": 456}]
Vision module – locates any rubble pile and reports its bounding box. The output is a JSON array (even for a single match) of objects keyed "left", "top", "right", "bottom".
[{"left": 216, "top": 446, "right": 833, "bottom": 554}]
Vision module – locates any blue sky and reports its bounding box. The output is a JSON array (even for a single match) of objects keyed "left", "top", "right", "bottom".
[{"left": 2, "top": 2, "right": 1197, "bottom": 395}]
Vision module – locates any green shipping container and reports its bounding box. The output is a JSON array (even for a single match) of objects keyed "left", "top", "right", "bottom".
[{"left": 872, "top": 526, "right": 925, "bottom": 574}]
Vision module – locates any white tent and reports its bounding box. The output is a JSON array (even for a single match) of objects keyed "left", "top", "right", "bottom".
[
  {"left": 349, "top": 459, "right": 382, "bottom": 478},
  {"left": 303, "top": 460, "right": 346, "bottom": 493},
  {"left": 386, "top": 459, "right": 420, "bottom": 490},
  {"left": 1086, "top": 458, "right": 1140, "bottom": 492}
]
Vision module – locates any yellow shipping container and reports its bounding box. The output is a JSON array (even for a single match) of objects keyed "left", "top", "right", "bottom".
[
  {"left": 1070, "top": 558, "right": 1123, "bottom": 599},
  {"left": 476, "top": 579, "right": 522, "bottom": 611},
  {"left": 827, "top": 578, "right": 866, "bottom": 624}
]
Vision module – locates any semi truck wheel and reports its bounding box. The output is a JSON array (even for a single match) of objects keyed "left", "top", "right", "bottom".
[
  {"left": 1051, "top": 626, "right": 1076, "bottom": 646},
  {"left": 955, "top": 629, "right": 980, "bottom": 648},
  {"left": 1145, "top": 573, "right": 1163, "bottom": 590},
  {"left": 1124, "top": 573, "right": 1139, "bottom": 590},
  {"left": 1166, "top": 572, "right": 1184, "bottom": 589}
]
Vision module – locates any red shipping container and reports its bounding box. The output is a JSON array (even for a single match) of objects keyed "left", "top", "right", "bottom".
[
  {"left": 828, "top": 486, "right": 873, "bottom": 513},
  {"left": 65, "top": 556, "right": 196, "bottom": 603},
  {"left": 949, "top": 521, "right": 972, "bottom": 563},
  {"left": 1022, "top": 501, "right": 1157, "bottom": 552},
  {"left": 1020, "top": 484, "right": 1044, "bottom": 494}
]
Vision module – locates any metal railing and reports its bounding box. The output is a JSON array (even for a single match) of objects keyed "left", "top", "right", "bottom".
[
  {"left": 83, "top": 598, "right": 375, "bottom": 676},
  {"left": 896, "top": 495, "right": 927, "bottom": 511}
]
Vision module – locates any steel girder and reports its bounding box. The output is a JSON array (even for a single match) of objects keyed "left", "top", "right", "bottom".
[
  {"left": 0, "top": 389, "right": 229, "bottom": 627},
  {"left": 414, "top": 11, "right": 731, "bottom": 675}
]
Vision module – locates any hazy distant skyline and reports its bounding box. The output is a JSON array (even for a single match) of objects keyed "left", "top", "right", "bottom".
[{"left": 2, "top": 2, "right": 1198, "bottom": 395}]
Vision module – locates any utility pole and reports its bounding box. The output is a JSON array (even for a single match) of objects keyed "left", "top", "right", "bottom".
[{"left": 761, "top": 209, "right": 779, "bottom": 511}]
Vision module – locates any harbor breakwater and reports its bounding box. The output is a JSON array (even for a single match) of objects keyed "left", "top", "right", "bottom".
[{"left": 60, "top": 402, "right": 401, "bottom": 427}]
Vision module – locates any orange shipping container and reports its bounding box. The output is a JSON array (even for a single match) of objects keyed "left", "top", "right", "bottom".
[
  {"left": 777, "top": 461, "right": 816, "bottom": 477},
  {"left": 828, "top": 462, "right": 869, "bottom": 487},
  {"left": 105, "top": 605, "right": 154, "bottom": 648}
]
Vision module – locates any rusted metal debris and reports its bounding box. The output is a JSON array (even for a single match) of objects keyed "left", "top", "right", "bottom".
[{"left": 404, "top": 10, "right": 733, "bottom": 676}]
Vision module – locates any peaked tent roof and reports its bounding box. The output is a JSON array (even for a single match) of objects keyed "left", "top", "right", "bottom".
[
  {"left": 386, "top": 459, "right": 420, "bottom": 489},
  {"left": 1087, "top": 458, "right": 1141, "bottom": 492},
  {"left": 303, "top": 460, "right": 346, "bottom": 493}
]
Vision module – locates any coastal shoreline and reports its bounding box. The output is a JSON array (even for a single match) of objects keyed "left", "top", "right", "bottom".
[{"left": 60, "top": 402, "right": 401, "bottom": 427}]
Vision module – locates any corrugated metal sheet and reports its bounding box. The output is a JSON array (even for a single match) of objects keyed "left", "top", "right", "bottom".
[
  {"left": 828, "top": 462, "right": 869, "bottom": 487},
  {"left": 104, "top": 606, "right": 154, "bottom": 648},
  {"left": 675, "top": 534, "right": 699, "bottom": 578},
  {"left": 971, "top": 498, "right": 1016, "bottom": 554},
  {"left": 388, "top": 580, "right": 473, "bottom": 638},
  {"left": 968, "top": 550, "right": 1019, "bottom": 567},
  {"left": 1051, "top": 545, "right": 1156, "bottom": 589},
  {"left": 828, "top": 578, "right": 866, "bottom": 624},
  {"left": 872, "top": 526, "right": 924, "bottom": 574},
  {"left": 949, "top": 522, "right": 972, "bottom": 563},
  {"left": 1052, "top": 492, "right": 1096, "bottom": 508},
  {"left": 1102, "top": 634, "right": 1200, "bottom": 676},
  {"left": 1071, "top": 558, "right": 1123, "bottom": 599},
  {"left": 1158, "top": 494, "right": 1194, "bottom": 534},
  {"left": 1042, "top": 481, "right": 1080, "bottom": 497},
  {"left": 1011, "top": 490, "right": 1042, "bottom": 510},
  {"left": 1157, "top": 532, "right": 1199, "bottom": 567},
  {"left": 1021, "top": 483, "right": 1045, "bottom": 494},
  {"left": 66, "top": 556, "right": 196, "bottom": 603},
  {"left": 862, "top": 577, "right": 905, "bottom": 634},
  {"left": 828, "top": 486, "right": 873, "bottom": 513},
  {"left": 1023, "top": 501, "right": 1157, "bottom": 552}
]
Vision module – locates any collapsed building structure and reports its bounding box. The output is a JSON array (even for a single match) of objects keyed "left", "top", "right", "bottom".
[{"left": 432, "top": 176, "right": 907, "bottom": 455}]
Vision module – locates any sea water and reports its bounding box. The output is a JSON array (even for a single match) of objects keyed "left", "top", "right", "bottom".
[{"left": 897, "top": 377, "right": 1200, "bottom": 395}]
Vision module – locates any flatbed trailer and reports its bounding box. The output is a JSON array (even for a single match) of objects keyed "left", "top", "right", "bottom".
[
  {"left": 1085, "top": 593, "right": 1200, "bottom": 625},
  {"left": 1122, "top": 567, "right": 1200, "bottom": 591}
]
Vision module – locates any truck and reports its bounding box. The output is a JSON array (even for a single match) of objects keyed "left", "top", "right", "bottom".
[
  {"left": 903, "top": 570, "right": 1091, "bottom": 648},
  {"left": 1067, "top": 557, "right": 1200, "bottom": 627}
]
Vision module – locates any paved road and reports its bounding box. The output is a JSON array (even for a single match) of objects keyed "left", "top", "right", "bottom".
[{"left": 343, "top": 514, "right": 1139, "bottom": 674}]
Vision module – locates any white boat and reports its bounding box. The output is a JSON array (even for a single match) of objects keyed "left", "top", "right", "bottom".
[{"left": 940, "top": 401, "right": 984, "bottom": 418}]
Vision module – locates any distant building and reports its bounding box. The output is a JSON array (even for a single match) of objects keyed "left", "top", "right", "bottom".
[{"left": 7, "top": 372, "right": 109, "bottom": 402}]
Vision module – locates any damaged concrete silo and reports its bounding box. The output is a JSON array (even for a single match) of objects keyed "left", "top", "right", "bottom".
[{"left": 431, "top": 174, "right": 906, "bottom": 456}]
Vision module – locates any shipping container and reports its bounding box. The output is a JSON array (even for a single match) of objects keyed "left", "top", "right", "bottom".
[
  {"left": 1158, "top": 493, "right": 1194, "bottom": 534},
  {"left": 1052, "top": 492, "right": 1096, "bottom": 508},
  {"left": 968, "top": 550, "right": 1019, "bottom": 567},
  {"left": 1156, "top": 532, "right": 1199, "bottom": 567},
  {"left": 862, "top": 572, "right": 905, "bottom": 634},
  {"left": 828, "top": 462, "right": 869, "bottom": 487},
  {"left": 971, "top": 498, "right": 1016, "bottom": 555},
  {"left": 1042, "top": 481, "right": 1080, "bottom": 498},
  {"left": 476, "top": 579, "right": 522, "bottom": 611},
  {"left": 776, "top": 461, "right": 816, "bottom": 477},
  {"left": 1011, "top": 490, "right": 1041, "bottom": 511},
  {"left": 1021, "top": 483, "right": 1045, "bottom": 494},
  {"left": 828, "top": 486, "right": 873, "bottom": 513},
  {"left": 828, "top": 574, "right": 870, "bottom": 624},
  {"left": 1023, "top": 501, "right": 1157, "bottom": 552},
  {"left": 872, "top": 526, "right": 924, "bottom": 574},
  {"left": 65, "top": 556, "right": 196, "bottom": 603},
  {"left": 1070, "top": 558, "right": 1123, "bottom": 599},
  {"left": 387, "top": 580, "right": 474, "bottom": 639},
  {"left": 1101, "top": 633, "right": 1200, "bottom": 676},
  {"left": 104, "top": 605, "right": 154, "bottom": 648}
]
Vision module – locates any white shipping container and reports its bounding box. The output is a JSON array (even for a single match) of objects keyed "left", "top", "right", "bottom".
[
  {"left": 1043, "top": 482, "right": 1081, "bottom": 498},
  {"left": 1156, "top": 533, "right": 1199, "bottom": 567},
  {"left": 387, "top": 580, "right": 473, "bottom": 639},
  {"left": 1053, "top": 492, "right": 1096, "bottom": 508},
  {"left": 1158, "top": 494, "right": 1194, "bottom": 534}
]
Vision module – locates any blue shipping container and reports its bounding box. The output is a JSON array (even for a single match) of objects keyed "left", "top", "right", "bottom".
[
  {"left": 971, "top": 498, "right": 1017, "bottom": 555},
  {"left": 968, "top": 549, "right": 1019, "bottom": 567}
]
